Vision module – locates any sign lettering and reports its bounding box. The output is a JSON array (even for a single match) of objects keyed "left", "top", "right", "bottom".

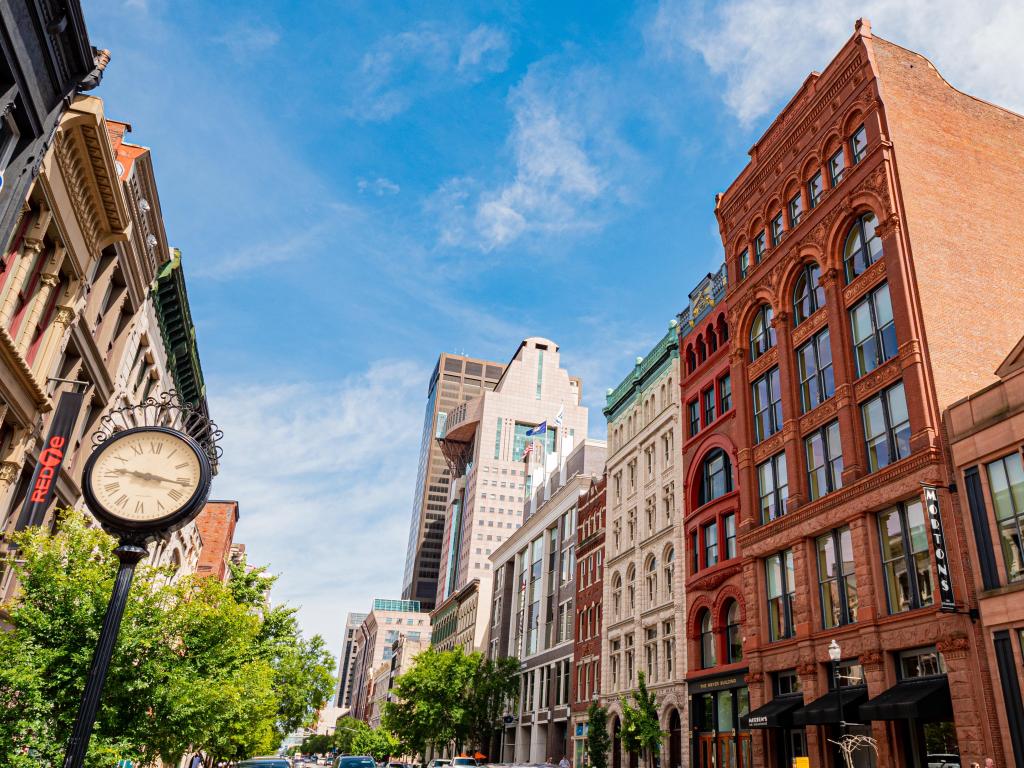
[
  {"left": 923, "top": 484, "right": 957, "bottom": 611},
  {"left": 16, "top": 391, "right": 84, "bottom": 530}
]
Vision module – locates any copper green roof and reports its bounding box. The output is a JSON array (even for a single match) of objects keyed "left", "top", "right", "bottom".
[
  {"left": 603, "top": 324, "right": 679, "bottom": 420},
  {"left": 153, "top": 248, "right": 206, "bottom": 408}
]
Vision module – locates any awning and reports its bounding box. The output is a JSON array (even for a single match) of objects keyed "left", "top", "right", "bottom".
[
  {"left": 859, "top": 677, "right": 953, "bottom": 722},
  {"left": 792, "top": 687, "right": 869, "bottom": 725},
  {"left": 741, "top": 696, "right": 804, "bottom": 729}
]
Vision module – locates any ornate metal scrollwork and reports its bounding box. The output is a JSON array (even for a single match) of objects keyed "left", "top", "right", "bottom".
[{"left": 92, "top": 390, "right": 223, "bottom": 463}]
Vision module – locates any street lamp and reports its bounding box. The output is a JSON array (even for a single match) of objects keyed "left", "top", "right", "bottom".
[{"left": 828, "top": 639, "right": 844, "bottom": 737}]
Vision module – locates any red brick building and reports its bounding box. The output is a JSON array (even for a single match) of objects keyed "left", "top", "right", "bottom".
[
  {"left": 571, "top": 474, "right": 606, "bottom": 767},
  {"left": 194, "top": 500, "right": 240, "bottom": 581},
  {"left": 946, "top": 335, "right": 1024, "bottom": 768},
  {"left": 678, "top": 268, "right": 750, "bottom": 768},
  {"left": 716, "top": 19, "right": 1024, "bottom": 768}
]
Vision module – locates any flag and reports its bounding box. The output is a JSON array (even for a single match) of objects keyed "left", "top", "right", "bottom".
[
  {"left": 526, "top": 421, "right": 547, "bottom": 437},
  {"left": 554, "top": 406, "right": 564, "bottom": 427},
  {"left": 521, "top": 442, "right": 534, "bottom": 461}
]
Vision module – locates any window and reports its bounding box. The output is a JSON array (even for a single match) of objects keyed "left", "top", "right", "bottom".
[
  {"left": 703, "top": 387, "right": 716, "bottom": 426},
  {"left": 688, "top": 401, "right": 700, "bottom": 437},
  {"left": 700, "top": 610, "right": 716, "bottom": 668},
  {"left": 898, "top": 647, "right": 946, "bottom": 679},
  {"left": 691, "top": 531, "right": 699, "bottom": 573},
  {"left": 754, "top": 232, "right": 766, "bottom": 264},
  {"left": 752, "top": 367, "right": 782, "bottom": 442},
  {"left": 749, "top": 304, "right": 776, "bottom": 360},
  {"left": 758, "top": 452, "right": 789, "bottom": 523},
  {"left": 843, "top": 212, "right": 883, "bottom": 283},
  {"left": 771, "top": 212, "right": 784, "bottom": 247},
  {"left": 796, "top": 328, "right": 834, "bottom": 412},
  {"left": 788, "top": 193, "right": 803, "bottom": 228},
  {"left": 878, "top": 499, "right": 934, "bottom": 613},
  {"left": 645, "top": 627, "right": 659, "bottom": 682},
  {"left": 792, "top": 263, "right": 824, "bottom": 324},
  {"left": 807, "top": 172, "right": 823, "bottom": 209},
  {"left": 700, "top": 449, "right": 732, "bottom": 505},
  {"left": 775, "top": 670, "right": 802, "bottom": 696},
  {"left": 766, "top": 549, "right": 796, "bottom": 641},
  {"left": 663, "top": 623, "right": 675, "bottom": 679},
  {"left": 703, "top": 521, "right": 719, "bottom": 567},
  {"left": 664, "top": 547, "right": 675, "bottom": 597},
  {"left": 828, "top": 148, "right": 845, "bottom": 186},
  {"left": 725, "top": 601, "right": 743, "bottom": 663},
  {"left": 817, "top": 526, "right": 858, "bottom": 628},
  {"left": 739, "top": 248, "right": 750, "bottom": 279},
  {"left": 612, "top": 573, "right": 622, "bottom": 619},
  {"left": 626, "top": 566, "right": 636, "bottom": 611},
  {"left": 724, "top": 513, "right": 737, "bottom": 559},
  {"left": 987, "top": 452, "right": 1024, "bottom": 582},
  {"left": 719, "top": 374, "right": 732, "bottom": 413},
  {"left": 862, "top": 381, "right": 911, "bottom": 472},
  {"left": 805, "top": 421, "right": 843, "bottom": 500},
  {"left": 850, "top": 124, "right": 868, "bottom": 164},
  {"left": 850, "top": 282, "right": 897, "bottom": 376},
  {"left": 645, "top": 556, "right": 658, "bottom": 604}
]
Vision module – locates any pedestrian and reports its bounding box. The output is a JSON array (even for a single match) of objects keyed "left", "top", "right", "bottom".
[
  {"left": 559, "top": 756, "right": 571, "bottom": 768},
  {"left": 546, "top": 756, "right": 555, "bottom": 767},
  {"left": 985, "top": 759, "right": 995, "bottom": 768}
]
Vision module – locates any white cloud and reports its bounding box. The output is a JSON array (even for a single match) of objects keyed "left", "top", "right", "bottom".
[
  {"left": 214, "top": 21, "right": 281, "bottom": 60},
  {"left": 350, "top": 23, "right": 511, "bottom": 121},
  {"left": 208, "top": 360, "right": 429, "bottom": 654},
  {"left": 357, "top": 177, "right": 401, "bottom": 196},
  {"left": 650, "top": 0, "right": 1024, "bottom": 126}
]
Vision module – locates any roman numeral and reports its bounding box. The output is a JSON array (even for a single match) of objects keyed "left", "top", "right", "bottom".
[
  {"left": 135, "top": 501, "right": 145, "bottom": 516},
  {"left": 130, "top": 444, "right": 143, "bottom": 456},
  {"left": 115, "top": 495, "right": 129, "bottom": 509},
  {"left": 150, "top": 442, "right": 162, "bottom": 455},
  {"left": 176, "top": 477, "right": 189, "bottom": 484},
  {"left": 157, "top": 500, "right": 166, "bottom": 514},
  {"left": 168, "top": 488, "right": 184, "bottom": 502},
  {"left": 104, "top": 482, "right": 119, "bottom": 493},
  {"left": 175, "top": 462, "right": 189, "bottom": 470},
  {"left": 166, "top": 449, "right": 177, "bottom": 459}
]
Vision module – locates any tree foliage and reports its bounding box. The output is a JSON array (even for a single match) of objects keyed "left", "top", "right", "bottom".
[
  {"left": 333, "top": 716, "right": 370, "bottom": 755},
  {"left": 0, "top": 510, "right": 335, "bottom": 768},
  {"left": 586, "top": 701, "right": 610, "bottom": 768},
  {"left": 350, "top": 727, "right": 400, "bottom": 761},
  {"left": 620, "top": 672, "right": 664, "bottom": 768}
]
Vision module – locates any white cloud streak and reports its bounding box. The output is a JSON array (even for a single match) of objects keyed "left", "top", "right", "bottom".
[
  {"left": 357, "top": 177, "right": 401, "bottom": 196},
  {"left": 650, "top": 0, "right": 1024, "bottom": 126}
]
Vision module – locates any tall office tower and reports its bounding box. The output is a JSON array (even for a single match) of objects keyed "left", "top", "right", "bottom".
[
  {"left": 434, "top": 338, "right": 587, "bottom": 647},
  {"left": 402, "top": 353, "right": 505, "bottom": 610},
  {"left": 335, "top": 611, "right": 368, "bottom": 713}
]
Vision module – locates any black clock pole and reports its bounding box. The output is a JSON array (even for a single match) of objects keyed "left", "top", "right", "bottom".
[{"left": 61, "top": 541, "right": 147, "bottom": 768}]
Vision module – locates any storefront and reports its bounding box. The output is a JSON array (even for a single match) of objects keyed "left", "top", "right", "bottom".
[
  {"left": 573, "top": 721, "right": 588, "bottom": 768},
  {"left": 688, "top": 672, "right": 751, "bottom": 768},
  {"left": 741, "top": 687, "right": 805, "bottom": 768}
]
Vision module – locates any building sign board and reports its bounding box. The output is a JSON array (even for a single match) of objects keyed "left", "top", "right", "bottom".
[{"left": 923, "top": 484, "right": 957, "bottom": 611}]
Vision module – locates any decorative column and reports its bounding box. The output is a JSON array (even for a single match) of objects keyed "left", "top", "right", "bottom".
[
  {"left": 0, "top": 238, "right": 42, "bottom": 329},
  {"left": 858, "top": 650, "right": 891, "bottom": 768},
  {"left": 772, "top": 309, "right": 806, "bottom": 511},
  {"left": 14, "top": 272, "right": 60, "bottom": 355},
  {"left": 31, "top": 304, "right": 77, "bottom": 378},
  {"left": 937, "top": 632, "right": 986, "bottom": 765}
]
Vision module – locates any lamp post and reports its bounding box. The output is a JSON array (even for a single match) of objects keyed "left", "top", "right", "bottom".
[{"left": 828, "top": 639, "right": 844, "bottom": 738}]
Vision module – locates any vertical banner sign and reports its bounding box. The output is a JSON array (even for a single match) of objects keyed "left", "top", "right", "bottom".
[
  {"left": 923, "top": 484, "right": 957, "bottom": 611},
  {"left": 16, "top": 389, "right": 84, "bottom": 529}
]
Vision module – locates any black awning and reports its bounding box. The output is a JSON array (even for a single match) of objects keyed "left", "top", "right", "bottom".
[
  {"left": 741, "top": 696, "right": 804, "bottom": 729},
  {"left": 791, "top": 687, "right": 869, "bottom": 725},
  {"left": 859, "top": 677, "right": 953, "bottom": 722}
]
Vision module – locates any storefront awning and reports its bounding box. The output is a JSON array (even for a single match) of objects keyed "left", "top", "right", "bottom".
[
  {"left": 741, "top": 696, "right": 804, "bottom": 729},
  {"left": 858, "top": 677, "right": 953, "bottom": 722},
  {"left": 791, "top": 687, "right": 869, "bottom": 725}
]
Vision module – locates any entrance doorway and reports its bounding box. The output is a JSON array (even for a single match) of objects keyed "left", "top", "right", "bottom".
[
  {"left": 669, "top": 709, "right": 681, "bottom": 768},
  {"left": 612, "top": 717, "right": 621, "bottom": 768}
]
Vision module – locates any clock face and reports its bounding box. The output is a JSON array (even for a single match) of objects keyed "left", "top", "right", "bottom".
[{"left": 89, "top": 429, "right": 204, "bottom": 523}]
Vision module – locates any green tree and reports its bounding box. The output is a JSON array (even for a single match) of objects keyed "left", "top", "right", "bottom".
[
  {"left": 585, "top": 701, "right": 610, "bottom": 768},
  {"left": 334, "top": 716, "right": 370, "bottom": 754},
  {"left": 351, "top": 727, "right": 400, "bottom": 761},
  {"left": 463, "top": 655, "right": 519, "bottom": 757},
  {"left": 620, "top": 672, "right": 663, "bottom": 768},
  {"left": 301, "top": 734, "right": 334, "bottom": 755}
]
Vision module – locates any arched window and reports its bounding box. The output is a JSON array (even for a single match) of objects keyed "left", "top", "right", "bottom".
[
  {"left": 626, "top": 565, "right": 636, "bottom": 611},
  {"left": 792, "top": 262, "right": 825, "bottom": 325},
  {"left": 645, "top": 556, "right": 658, "bottom": 604},
  {"left": 686, "top": 346, "right": 696, "bottom": 373},
  {"left": 697, "top": 336, "right": 707, "bottom": 363},
  {"left": 843, "top": 212, "right": 883, "bottom": 283},
  {"left": 700, "top": 449, "right": 733, "bottom": 505},
  {"left": 664, "top": 546, "right": 675, "bottom": 598},
  {"left": 612, "top": 573, "right": 622, "bottom": 619},
  {"left": 749, "top": 304, "right": 776, "bottom": 360},
  {"left": 708, "top": 326, "right": 718, "bottom": 353},
  {"left": 718, "top": 315, "right": 729, "bottom": 343},
  {"left": 725, "top": 600, "right": 743, "bottom": 663},
  {"left": 700, "top": 610, "right": 716, "bottom": 669}
]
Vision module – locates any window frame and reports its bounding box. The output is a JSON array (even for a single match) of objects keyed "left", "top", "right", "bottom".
[
  {"left": 702, "top": 386, "right": 716, "bottom": 426},
  {"left": 688, "top": 400, "right": 700, "bottom": 437},
  {"left": 850, "top": 124, "right": 868, "bottom": 164},
  {"left": 724, "top": 512, "right": 736, "bottom": 560},
  {"left": 795, "top": 327, "right": 834, "bottom": 413},
  {"left": 703, "top": 519, "right": 719, "bottom": 567},
  {"left": 788, "top": 193, "right": 803, "bottom": 228},
  {"left": 862, "top": 381, "right": 911, "bottom": 473},
  {"left": 792, "top": 262, "right": 824, "bottom": 325},
  {"left": 752, "top": 367, "right": 783, "bottom": 443},
  {"left": 754, "top": 232, "right": 766, "bottom": 264},
  {"left": 739, "top": 248, "right": 750, "bottom": 279},
  {"left": 805, "top": 420, "right": 843, "bottom": 500},
  {"left": 828, "top": 148, "right": 845, "bottom": 187},
  {"left": 850, "top": 281, "right": 897, "bottom": 377},
  {"left": 807, "top": 172, "right": 823, "bottom": 209},
  {"left": 843, "top": 212, "right": 884, "bottom": 283},
  {"left": 700, "top": 449, "right": 732, "bottom": 505},
  {"left": 749, "top": 304, "right": 776, "bottom": 361},
  {"left": 699, "top": 610, "right": 716, "bottom": 669},
  {"left": 816, "top": 526, "right": 858, "bottom": 629},
  {"left": 766, "top": 549, "right": 796, "bottom": 641},
  {"left": 757, "top": 451, "right": 789, "bottom": 524},
  {"left": 877, "top": 499, "right": 934, "bottom": 614},
  {"left": 771, "top": 212, "right": 785, "bottom": 247},
  {"left": 719, "top": 373, "right": 732, "bottom": 413},
  {"left": 985, "top": 451, "right": 1024, "bottom": 583},
  {"left": 725, "top": 600, "right": 743, "bottom": 664}
]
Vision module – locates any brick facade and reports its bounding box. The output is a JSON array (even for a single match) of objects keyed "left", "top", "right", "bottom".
[{"left": 193, "top": 500, "right": 239, "bottom": 581}]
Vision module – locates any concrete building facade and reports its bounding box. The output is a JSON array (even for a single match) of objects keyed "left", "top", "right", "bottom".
[
  {"left": 601, "top": 325, "right": 685, "bottom": 768},
  {"left": 403, "top": 353, "right": 505, "bottom": 610},
  {"left": 430, "top": 578, "right": 485, "bottom": 653},
  {"left": 334, "top": 611, "right": 368, "bottom": 713},
  {"left": 489, "top": 439, "right": 605, "bottom": 765},
  {"left": 717, "top": 20, "right": 1024, "bottom": 768}
]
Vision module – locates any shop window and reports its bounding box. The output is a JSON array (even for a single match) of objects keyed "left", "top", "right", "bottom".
[
  {"left": 752, "top": 367, "right": 782, "bottom": 442},
  {"left": 898, "top": 647, "right": 946, "bottom": 679},
  {"left": 843, "top": 212, "right": 884, "bottom": 283},
  {"left": 850, "top": 281, "right": 897, "bottom": 376},
  {"left": 878, "top": 499, "right": 934, "bottom": 613},
  {"left": 766, "top": 549, "right": 796, "bottom": 641},
  {"left": 862, "top": 381, "right": 911, "bottom": 472},
  {"left": 816, "top": 526, "right": 858, "bottom": 628},
  {"left": 775, "top": 669, "right": 802, "bottom": 696},
  {"left": 792, "top": 262, "right": 824, "bottom": 325},
  {"left": 796, "top": 327, "right": 834, "bottom": 412},
  {"left": 985, "top": 452, "right": 1024, "bottom": 582}
]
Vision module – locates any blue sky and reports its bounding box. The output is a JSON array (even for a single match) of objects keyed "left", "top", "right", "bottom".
[{"left": 83, "top": 0, "right": 1024, "bottom": 655}]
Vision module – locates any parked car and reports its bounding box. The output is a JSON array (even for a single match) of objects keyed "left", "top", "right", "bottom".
[
  {"left": 334, "top": 756, "right": 378, "bottom": 768},
  {"left": 451, "top": 759, "right": 478, "bottom": 767},
  {"left": 927, "top": 756, "right": 961, "bottom": 768},
  {"left": 239, "top": 759, "right": 291, "bottom": 768},
  {"left": 426, "top": 760, "right": 452, "bottom": 768}
]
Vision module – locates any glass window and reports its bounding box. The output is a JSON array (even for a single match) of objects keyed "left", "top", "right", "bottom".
[
  {"left": 986, "top": 452, "right": 1024, "bottom": 582},
  {"left": 878, "top": 499, "right": 934, "bottom": 613},
  {"left": 771, "top": 212, "right": 784, "bottom": 247},
  {"left": 688, "top": 400, "right": 700, "bottom": 437},
  {"left": 788, "top": 193, "right": 803, "bottom": 228},
  {"left": 749, "top": 304, "right": 776, "bottom": 360},
  {"left": 766, "top": 549, "right": 796, "bottom": 640},
  {"left": 703, "top": 387, "right": 716, "bottom": 426},
  {"left": 691, "top": 531, "right": 699, "bottom": 573},
  {"left": 843, "top": 212, "right": 884, "bottom": 283},
  {"left": 862, "top": 381, "right": 911, "bottom": 472},
  {"left": 754, "top": 232, "right": 766, "bottom": 263},
  {"left": 739, "top": 249, "right": 750, "bottom": 279},
  {"left": 775, "top": 670, "right": 802, "bottom": 696},
  {"left": 724, "top": 513, "right": 736, "bottom": 559},
  {"left": 514, "top": 422, "right": 556, "bottom": 460},
  {"left": 719, "top": 374, "right": 732, "bottom": 413},
  {"left": 807, "top": 172, "right": 823, "bottom": 209},
  {"left": 850, "top": 125, "right": 868, "bottom": 164},
  {"left": 898, "top": 647, "right": 946, "bottom": 679},
  {"left": 828, "top": 148, "right": 845, "bottom": 186},
  {"left": 700, "top": 449, "right": 732, "bottom": 505},
  {"left": 805, "top": 421, "right": 844, "bottom": 500},
  {"left": 817, "top": 526, "right": 858, "bottom": 628},
  {"left": 752, "top": 367, "right": 783, "bottom": 443},
  {"left": 758, "top": 452, "right": 789, "bottom": 523},
  {"left": 796, "top": 328, "right": 834, "bottom": 412},
  {"left": 700, "top": 610, "right": 716, "bottom": 668},
  {"left": 850, "top": 281, "right": 897, "bottom": 376},
  {"left": 792, "top": 263, "right": 824, "bottom": 325},
  {"left": 726, "top": 601, "right": 743, "bottom": 663},
  {"left": 704, "top": 520, "right": 719, "bottom": 567}
]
